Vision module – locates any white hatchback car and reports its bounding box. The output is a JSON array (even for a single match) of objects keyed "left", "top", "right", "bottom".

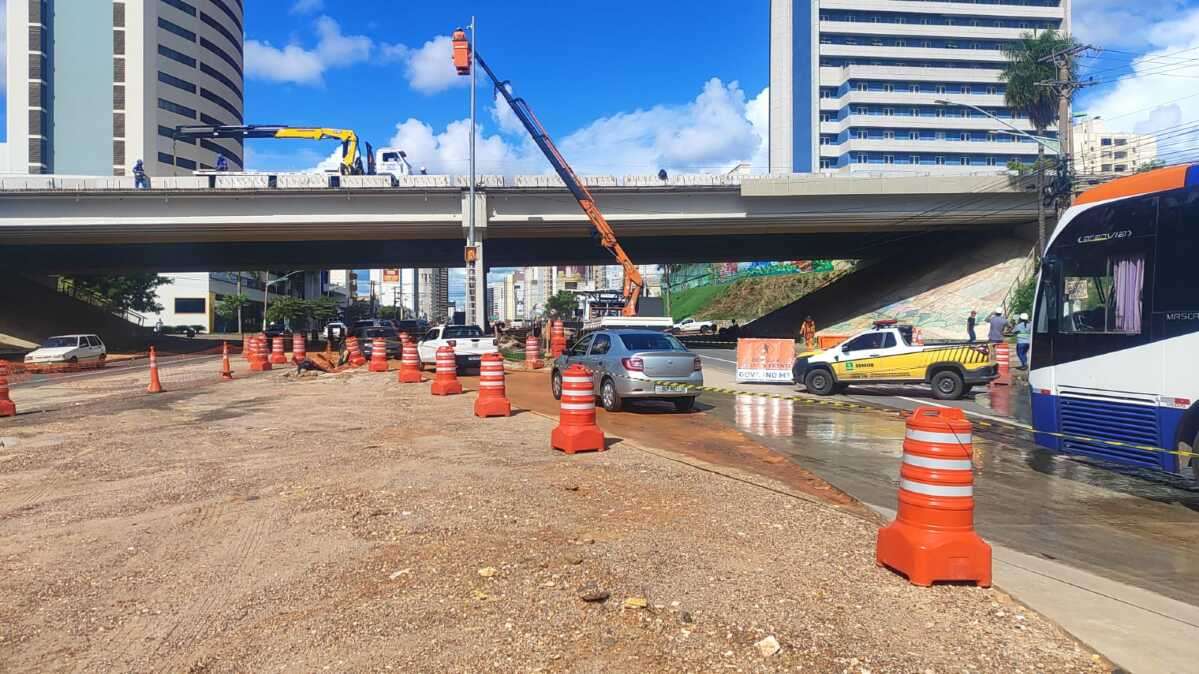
[{"left": 24, "top": 334, "right": 107, "bottom": 366}]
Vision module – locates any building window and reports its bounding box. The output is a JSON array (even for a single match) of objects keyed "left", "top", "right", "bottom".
[
  {"left": 1101, "top": 164, "right": 1112, "bottom": 172},
  {"left": 200, "top": 63, "right": 243, "bottom": 100},
  {"left": 158, "top": 70, "right": 197, "bottom": 94},
  {"left": 854, "top": 153, "right": 867, "bottom": 164},
  {"left": 856, "top": 129, "right": 868, "bottom": 140},
  {"left": 910, "top": 84, "right": 920, "bottom": 93},
  {"left": 200, "top": 87, "right": 241, "bottom": 120},
  {"left": 960, "top": 157, "right": 970, "bottom": 166},
  {"left": 174, "top": 297, "right": 206, "bottom": 314},
  {"left": 1115, "top": 138, "right": 1127, "bottom": 146},
  {"left": 158, "top": 17, "right": 196, "bottom": 42},
  {"left": 1100, "top": 138, "right": 1112, "bottom": 146},
  {"left": 882, "top": 107, "right": 894, "bottom": 116},
  {"left": 208, "top": 0, "right": 243, "bottom": 33},
  {"left": 884, "top": 154, "right": 895, "bottom": 165},
  {"left": 936, "top": 131, "right": 946, "bottom": 140},
  {"left": 159, "top": 152, "right": 198, "bottom": 170},
  {"left": 987, "top": 156, "right": 997, "bottom": 166},
  {"left": 158, "top": 45, "right": 196, "bottom": 69},
  {"left": 161, "top": 0, "right": 197, "bottom": 17},
  {"left": 909, "top": 131, "right": 919, "bottom": 140},
  {"left": 1115, "top": 164, "right": 1128, "bottom": 172},
  {"left": 910, "top": 155, "right": 920, "bottom": 165},
  {"left": 200, "top": 139, "right": 242, "bottom": 167},
  {"left": 936, "top": 85, "right": 946, "bottom": 95},
  {"left": 857, "top": 82, "right": 868, "bottom": 92},
  {"left": 883, "top": 130, "right": 895, "bottom": 140},
  {"left": 960, "top": 132, "right": 970, "bottom": 141},
  {"left": 159, "top": 125, "right": 197, "bottom": 144},
  {"left": 200, "top": 12, "right": 243, "bottom": 55},
  {"left": 853, "top": 106, "right": 867, "bottom": 115},
  {"left": 820, "top": 136, "right": 833, "bottom": 145},
  {"left": 935, "top": 155, "right": 945, "bottom": 165},
  {"left": 820, "top": 159, "right": 835, "bottom": 169},
  {"left": 820, "top": 112, "right": 835, "bottom": 123},
  {"left": 961, "top": 85, "right": 970, "bottom": 94},
  {"left": 1114, "top": 151, "right": 1128, "bottom": 159},
  {"left": 896, "top": 40, "right": 906, "bottom": 48},
  {"left": 987, "top": 86, "right": 997, "bottom": 95},
  {"left": 201, "top": 37, "right": 242, "bottom": 77},
  {"left": 158, "top": 97, "right": 197, "bottom": 119}
]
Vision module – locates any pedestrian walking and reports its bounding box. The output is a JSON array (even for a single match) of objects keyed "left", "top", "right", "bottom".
[
  {"left": 987, "top": 309, "right": 1007, "bottom": 343},
  {"left": 800, "top": 316, "right": 816, "bottom": 350},
  {"left": 1014, "top": 313, "right": 1031, "bottom": 369},
  {"left": 132, "top": 159, "right": 149, "bottom": 189},
  {"left": 966, "top": 310, "right": 977, "bottom": 343}
]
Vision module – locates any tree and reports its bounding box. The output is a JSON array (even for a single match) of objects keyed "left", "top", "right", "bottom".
[
  {"left": 305, "top": 296, "right": 340, "bottom": 323},
  {"left": 62, "top": 274, "right": 171, "bottom": 313},
  {"left": 1001, "top": 30, "right": 1078, "bottom": 258},
  {"left": 215, "top": 293, "right": 253, "bottom": 335},
  {"left": 264, "top": 296, "right": 307, "bottom": 326},
  {"left": 544, "top": 290, "right": 577, "bottom": 318},
  {"left": 342, "top": 300, "right": 374, "bottom": 323}
]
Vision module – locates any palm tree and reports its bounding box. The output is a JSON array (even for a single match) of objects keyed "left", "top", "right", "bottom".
[{"left": 1001, "top": 30, "right": 1077, "bottom": 257}]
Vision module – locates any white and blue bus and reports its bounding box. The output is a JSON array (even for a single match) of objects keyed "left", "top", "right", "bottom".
[{"left": 1030, "top": 163, "right": 1199, "bottom": 478}]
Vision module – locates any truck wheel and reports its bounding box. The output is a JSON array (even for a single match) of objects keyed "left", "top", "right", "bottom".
[
  {"left": 551, "top": 370, "right": 563, "bottom": 401},
  {"left": 931, "top": 370, "right": 966, "bottom": 400},
  {"left": 804, "top": 369, "right": 836, "bottom": 396},
  {"left": 600, "top": 377, "right": 624, "bottom": 412}
]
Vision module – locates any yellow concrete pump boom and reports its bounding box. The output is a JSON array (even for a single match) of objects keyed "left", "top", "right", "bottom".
[{"left": 173, "top": 124, "right": 374, "bottom": 175}]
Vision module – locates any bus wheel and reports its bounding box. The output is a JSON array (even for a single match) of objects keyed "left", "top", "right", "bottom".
[{"left": 1189, "top": 431, "right": 1199, "bottom": 482}]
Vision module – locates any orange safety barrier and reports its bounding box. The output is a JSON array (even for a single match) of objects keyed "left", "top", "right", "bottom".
[
  {"left": 398, "top": 336, "right": 422, "bottom": 383},
  {"left": 0, "top": 361, "right": 15, "bottom": 417},
  {"left": 346, "top": 336, "right": 367, "bottom": 368},
  {"left": 551, "top": 364, "right": 605, "bottom": 454},
  {"left": 474, "top": 352, "right": 511, "bottom": 417},
  {"left": 994, "top": 343, "right": 1011, "bottom": 386},
  {"left": 292, "top": 333, "right": 307, "bottom": 364},
  {"left": 430, "top": 345, "right": 463, "bottom": 396},
  {"left": 270, "top": 336, "right": 287, "bottom": 365},
  {"left": 550, "top": 320, "right": 566, "bottom": 358},
  {"left": 369, "top": 336, "right": 389, "bottom": 372},
  {"left": 243, "top": 336, "right": 255, "bottom": 362},
  {"left": 876, "top": 406, "right": 991, "bottom": 587},
  {"left": 524, "top": 335, "right": 544, "bottom": 370},
  {"left": 220, "top": 342, "right": 234, "bottom": 381},
  {"left": 250, "top": 333, "right": 272, "bottom": 371},
  {"left": 817, "top": 335, "right": 849, "bottom": 350},
  {"left": 146, "top": 346, "right": 164, "bottom": 394}
]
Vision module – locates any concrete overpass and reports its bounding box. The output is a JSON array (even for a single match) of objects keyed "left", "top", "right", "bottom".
[{"left": 0, "top": 172, "right": 1039, "bottom": 272}]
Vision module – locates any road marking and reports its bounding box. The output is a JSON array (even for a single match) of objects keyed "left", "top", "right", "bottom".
[
  {"left": 698, "top": 354, "right": 736, "bottom": 365},
  {"left": 895, "top": 395, "right": 1024, "bottom": 428},
  {"left": 897, "top": 395, "right": 948, "bottom": 408}
]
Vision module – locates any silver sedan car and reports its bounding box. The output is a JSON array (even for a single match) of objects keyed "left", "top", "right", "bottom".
[{"left": 551, "top": 329, "right": 703, "bottom": 412}]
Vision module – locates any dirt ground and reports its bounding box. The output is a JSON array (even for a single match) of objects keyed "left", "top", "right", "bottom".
[{"left": 0, "top": 365, "right": 1105, "bottom": 672}]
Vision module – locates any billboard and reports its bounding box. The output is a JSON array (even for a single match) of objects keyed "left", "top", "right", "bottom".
[
  {"left": 735, "top": 338, "right": 795, "bottom": 384},
  {"left": 382, "top": 269, "right": 401, "bottom": 283}
]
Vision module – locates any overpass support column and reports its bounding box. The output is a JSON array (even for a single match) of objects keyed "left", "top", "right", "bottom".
[{"left": 463, "top": 190, "right": 488, "bottom": 329}]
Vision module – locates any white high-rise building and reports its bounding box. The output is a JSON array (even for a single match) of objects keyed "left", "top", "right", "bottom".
[
  {"left": 1072, "top": 118, "right": 1158, "bottom": 176},
  {"left": 769, "top": 0, "right": 1070, "bottom": 174},
  {"left": 6, "top": 0, "right": 245, "bottom": 176}
]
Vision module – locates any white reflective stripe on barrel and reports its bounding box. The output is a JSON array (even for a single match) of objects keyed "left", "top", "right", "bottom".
[
  {"left": 563, "top": 388, "right": 594, "bottom": 397},
  {"left": 563, "top": 376, "right": 592, "bottom": 384},
  {"left": 561, "top": 402, "right": 595, "bottom": 410},
  {"left": 905, "top": 429, "right": 972, "bottom": 445},
  {"left": 479, "top": 381, "right": 505, "bottom": 388},
  {"left": 903, "top": 453, "right": 974, "bottom": 471},
  {"left": 900, "top": 479, "right": 973, "bottom": 497}
]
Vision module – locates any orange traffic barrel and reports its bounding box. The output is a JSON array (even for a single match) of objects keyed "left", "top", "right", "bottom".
[
  {"left": 876, "top": 406, "right": 991, "bottom": 587},
  {"left": 243, "top": 336, "right": 255, "bottom": 362},
  {"left": 524, "top": 335, "right": 544, "bottom": 370},
  {"left": 551, "top": 364, "right": 605, "bottom": 454},
  {"left": 346, "top": 336, "right": 367, "bottom": 368},
  {"left": 146, "top": 346, "right": 164, "bottom": 394},
  {"left": 250, "top": 333, "right": 272, "bottom": 371},
  {"left": 270, "top": 336, "right": 287, "bottom": 365},
  {"left": 550, "top": 321, "right": 566, "bottom": 358},
  {"left": 0, "top": 361, "right": 16, "bottom": 417},
  {"left": 369, "top": 337, "right": 389, "bottom": 372},
  {"left": 398, "top": 336, "right": 422, "bottom": 383},
  {"left": 292, "top": 333, "right": 307, "bottom": 364},
  {"left": 430, "top": 345, "right": 463, "bottom": 396},
  {"left": 220, "top": 341, "right": 234, "bottom": 381},
  {"left": 994, "top": 343, "right": 1011, "bottom": 385},
  {"left": 474, "top": 352, "right": 511, "bottom": 417}
]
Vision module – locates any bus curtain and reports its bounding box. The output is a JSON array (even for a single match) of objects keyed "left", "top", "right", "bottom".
[{"left": 1113, "top": 255, "right": 1144, "bottom": 334}]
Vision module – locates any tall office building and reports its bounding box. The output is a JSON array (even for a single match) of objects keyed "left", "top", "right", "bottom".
[
  {"left": 769, "top": 0, "right": 1069, "bottom": 174},
  {"left": 419, "top": 268, "right": 451, "bottom": 322},
  {"left": 6, "top": 0, "right": 245, "bottom": 176}
]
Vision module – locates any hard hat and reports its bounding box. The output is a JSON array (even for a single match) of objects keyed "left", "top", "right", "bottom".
[
  {"left": 995, "top": 308, "right": 1004, "bottom": 314},
  {"left": 1020, "top": 313, "right": 1029, "bottom": 321}
]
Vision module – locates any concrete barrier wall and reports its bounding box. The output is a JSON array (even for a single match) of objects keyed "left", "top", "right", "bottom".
[
  {"left": 215, "top": 175, "right": 272, "bottom": 189},
  {"left": 340, "top": 175, "right": 395, "bottom": 188},
  {"left": 277, "top": 174, "right": 330, "bottom": 189},
  {"left": 453, "top": 175, "right": 505, "bottom": 188},
  {"left": 396, "top": 175, "right": 452, "bottom": 188},
  {"left": 151, "top": 176, "right": 211, "bottom": 190}
]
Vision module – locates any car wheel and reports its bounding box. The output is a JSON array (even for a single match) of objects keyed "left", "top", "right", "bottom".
[
  {"left": 551, "top": 370, "right": 563, "bottom": 401},
  {"left": 68, "top": 356, "right": 78, "bottom": 365},
  {"left": 804, "top": 369, "right": 836, "bottom": 396},
  {"left": 700, "top": 326, "right": 713, "bottom": 336},
  {"left": 931, "top": 370, "right": 966, "bottom": 400},
  {"left": 600, "top": 377, "right": 624, "bottom": 412},
  {"left": 673, "top": 396, "right": 696, "bottom": 412}
]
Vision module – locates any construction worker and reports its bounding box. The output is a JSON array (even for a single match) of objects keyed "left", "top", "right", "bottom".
[
  {"left": 132, "top": 159, "right": 149, "bottom": 189},
  {"left": 215, "top": 155, "right": 229, "bottom": 172},
  {"left": 987, "top": 309, "right": 1008, "bottom": 343},
  {"left": 1014, "top": 313, "right": 1031, "bottom": 369},
  {"left": 800, "top": 316, "right": 816, "bottom": 350}
]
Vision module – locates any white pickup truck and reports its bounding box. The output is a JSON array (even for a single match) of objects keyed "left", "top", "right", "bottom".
[
  {"left": 417, "top": 325, "right": 499, "bottom": 373},
  {"left": 673, "top": 317, "right": 717, "bottom": 335}
]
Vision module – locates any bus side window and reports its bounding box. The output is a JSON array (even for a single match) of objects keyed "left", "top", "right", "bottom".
[
  {"left": 1035, "top": 274, "right": 1055, "bottom": 334},
  {"left": 1155, "top": 189, "right": 1198, "bottom": 312}
]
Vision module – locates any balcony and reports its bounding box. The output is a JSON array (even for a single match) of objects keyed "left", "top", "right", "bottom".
[
  {"left": 820, "top": 64, "right": 1005, "bottom": 85},
  {"left": 820, "top": 21, "right": 1028, "bottom": 41},
  {"left": 820, "top": 114, "right": 1037, "bottom": 134},
  {"left": 821, "top": 43, "right": 1008, "bottom": 63},
  {"left": 818, "top": 90, "right": 1008, "bottom": 109},
  {"left": 818, "top": 0, "right": 1067, "bottom": 21}
]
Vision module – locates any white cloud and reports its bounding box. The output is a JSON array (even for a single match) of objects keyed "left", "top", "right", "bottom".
[
  {"left": 404, "top": 35, "right": 468, "bottom": 95},
  {"left": 1072, "top": 1, "right": 1190, "bottom": 52},
  {"left": 1079, "top": 5, "right": 1199, "bottom": 164},
  {"left": 289, "top": 0, "right": 323, "bottom": 15},
  {"left": 245, "top": 16, "right": 373, "bottom": 86}
]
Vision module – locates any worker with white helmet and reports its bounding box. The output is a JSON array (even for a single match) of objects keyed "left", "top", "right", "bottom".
[
  {"left": 1014, "top": 312, "right": 1032, "bottom": 369},
  {"left": 987, "top": 308, "right": 1007, "bottom": 343}
]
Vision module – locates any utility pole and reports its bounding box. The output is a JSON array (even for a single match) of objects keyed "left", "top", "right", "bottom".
[
  {"left": 1037, "top": 44, "right": 1095, "bottom": 220},
  {"left": 465, "top": 16, "right": 480, "bottom": 329}
]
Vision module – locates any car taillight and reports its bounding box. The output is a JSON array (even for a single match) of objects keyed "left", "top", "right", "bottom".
[
  {"left": 448, "top": 340, "right": 457, "bottom": 347},
  {"left": 622, "top": 357, "right": 644, "bottom": 372}
]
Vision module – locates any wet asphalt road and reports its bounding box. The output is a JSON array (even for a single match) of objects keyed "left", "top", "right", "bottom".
[{"left": 691, "top": 349, "right": 1199, "bottom": 606}]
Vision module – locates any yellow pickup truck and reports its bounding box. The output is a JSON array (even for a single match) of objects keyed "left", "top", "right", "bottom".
[{"left": 791, "top": 321, "right": 998, "bottom": 400}]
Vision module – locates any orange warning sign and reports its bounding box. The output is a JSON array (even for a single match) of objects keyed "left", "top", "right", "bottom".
[{"left": 735, "top": 338, "right": 795, "bottom": 383}]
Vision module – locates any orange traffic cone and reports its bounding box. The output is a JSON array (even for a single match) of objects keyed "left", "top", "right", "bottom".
[
  {"left": 398, "top": 336, "right": 422, "bottom": 383},
  {"left": 551, "top": 364, "right": 605, "bottom": 454},
  {"left": 474, "top": 352, "right": 511, "bottom": 417},
  {"left": 876, "top": 407, "right": 991, "bottom": 587},
  {"left": 220, "top": 342, "right": 234, "bottom": 381},
  {"left": 430, "top": 345, "right": 463, "bottom": 396},
  {"left": 146, "top": 346, "right": 164, "bottom": 393},
  {"left": 0, "top": 361, "right": 16, "bottom": 417},
  {"left": 369, "top": 336, "right": 389, "bottom": 372}
]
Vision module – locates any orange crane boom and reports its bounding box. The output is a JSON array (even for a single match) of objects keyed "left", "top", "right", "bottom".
[{"left": 452, "top": 29, "right": 645, "bottom": 315}]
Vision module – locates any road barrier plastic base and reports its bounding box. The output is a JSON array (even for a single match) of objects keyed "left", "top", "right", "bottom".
[
  {"left": 431, "top": 379, "right": 463, "bottom": 396},
  {"left": 551, "top": 424, "right": 605, "bottom": 454},
  {"left": 474, "top": 396, "right": 511, "bottom": 418},
  {"left": 876, "top": 523, "right": 992, "bottom": 587}
]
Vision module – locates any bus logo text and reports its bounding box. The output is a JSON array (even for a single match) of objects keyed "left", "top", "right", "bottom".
[{"left": 1077, "top": 230, "right": 1132, "bottom": 244}]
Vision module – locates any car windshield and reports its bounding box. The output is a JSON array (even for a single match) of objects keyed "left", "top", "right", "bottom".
[
  {"left": 42, "top": 336, "right": 79, "bottom": 348},
  {"left": 445, "top": 326, "right": 484, "bottom": 339},
  {"left": 362, "top": 327, "right": 392, "bottom": 338},
  {"left": 618, "top": 333, "right": 686, "bottom": 352}
]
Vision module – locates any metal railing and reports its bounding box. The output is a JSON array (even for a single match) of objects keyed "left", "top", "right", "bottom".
[{"left": 54, "top": 277, "right": 147, "bottom": 326}]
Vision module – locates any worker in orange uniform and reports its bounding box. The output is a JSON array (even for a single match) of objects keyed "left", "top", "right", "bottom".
[{"left": 800, "top": 316, "right": 817, "bottom": 350}]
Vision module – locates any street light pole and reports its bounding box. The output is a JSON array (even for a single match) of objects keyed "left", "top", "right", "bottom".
[
  {"left": 262, "top": 270, "right": 303, "bottom": 331},
  {"left": 466, "top": 16, "right": 478, "bottom": 328}
]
